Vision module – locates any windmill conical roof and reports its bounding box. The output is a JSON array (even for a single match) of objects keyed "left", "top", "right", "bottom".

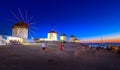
[
  {"left": 48, "top": 30, "right": 57, "bottom": 33},
  {"left": 61, "top": 34, "right": 66, "bottom": 36},
  {"left": 70, "top": 35, "right": 75, "bottom": 37},
  {"left": 75, "top": 38, "right": 78, "bottom": 40},
  {"left": 12, "top": 22, "right": 28, "bottom": 29}
]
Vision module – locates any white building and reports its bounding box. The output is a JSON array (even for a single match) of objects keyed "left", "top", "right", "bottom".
[
  {"left": 0, "top": 35, "right": 5, "bottom": 45},
  {"left": 70, "top": 35, "right": 76, "bottom": 42},
  {"left": 12, "top": 22, "right": 28, "bottom": 39},
  {"left": 75, "top": 39, "right": 79, "bottom": 43},
  {"left": 48, "top": 30, "right": 58, "bottom": 41},
  {"left": 0, "top": 35, "right": 23, "bottom": 44},
  {"left": 60, "top": 34, "right": 67, "bottom": 42},
  {"left": 39, "top": 38, "right": 52, "bottom": 41}
]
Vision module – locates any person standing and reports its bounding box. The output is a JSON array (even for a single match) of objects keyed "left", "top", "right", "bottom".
[
  {"left": 60, "top": 42, "right": 63, "bottom": 51},
  {"left": 42, "top": 42, "right": 47, "bottom": 51}
]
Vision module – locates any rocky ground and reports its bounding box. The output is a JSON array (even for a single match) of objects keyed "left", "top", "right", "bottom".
[{"left": 0, "top": 44, "right": 120, "bottom": 70}]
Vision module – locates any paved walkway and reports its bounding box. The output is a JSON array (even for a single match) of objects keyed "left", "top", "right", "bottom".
[{"left": 0, "top": 45, "right": 120, "bottom": 70}]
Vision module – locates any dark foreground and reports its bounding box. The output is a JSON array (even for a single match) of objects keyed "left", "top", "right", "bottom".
[{"left": 0, "top": 45, "right": 120, "bottom": 70}]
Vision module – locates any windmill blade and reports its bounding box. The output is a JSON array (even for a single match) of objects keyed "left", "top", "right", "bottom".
[
  {"left": 8, "top": 19, "right": 17, "bottom": 23},
  {"left": 26, "top": 10, "right": 28, "bottom": 23},
  {"left": 29, "top": 28, "right": 37, "bottom": 35},
  {"left": 16, "top": 28, "right": 21, "bottom": 37},
  {"left": 18, "top": 8, "right": 25, "bottom": 22},
  {"left": 10, "top": 11, "right": 22, "bottom": 21},
  {"left": 28, "top": 30, "right": 32, "bottom": 38},
  {"left": 19, "top": 30, "right": 24, "bottom": 37},
  {"left": 28, "top": 20, "right": 40, "bottom": 25},
  {"left": 17, "top": 27, "right": 24, "bottom": 37},
  {"left": 28, "top": 22, "right": 38, "bottom": 25},
  {"left": 28, "top": 16, "right": 34, "bottom": 23},
  {"left": 30, "top": 26, "right": 39, "bottom": 30}
]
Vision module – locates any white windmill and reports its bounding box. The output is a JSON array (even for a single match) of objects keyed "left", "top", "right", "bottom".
[{"left": 8, "top": 8, "right": 39, "bottom": 39}]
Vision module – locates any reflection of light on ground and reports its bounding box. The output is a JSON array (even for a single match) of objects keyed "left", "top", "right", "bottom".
[
  {"left": 80, "top": 33, "right": 120, "bottom": 43},
  {"left": 22, "top": 43, "right": 43, "bottom": 46}
]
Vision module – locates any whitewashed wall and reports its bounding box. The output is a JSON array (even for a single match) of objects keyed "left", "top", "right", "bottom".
[
  {"left": 48, "top": 33, "right": 57, "bottom": 41},
  {"left": 12, "top": 28, "right": 28, "bottom": 39},
  {"left": 60, "top": 36, "right": 67, "bottom": 42}
]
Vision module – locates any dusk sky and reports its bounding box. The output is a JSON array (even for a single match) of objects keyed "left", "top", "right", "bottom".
[{"left": 0, "top": 0, "right": 120, "bottom": 40}]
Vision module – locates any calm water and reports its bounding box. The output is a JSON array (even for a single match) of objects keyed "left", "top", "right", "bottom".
[{"left": 84, "top": 43, "right": 120, "bottom": 48}]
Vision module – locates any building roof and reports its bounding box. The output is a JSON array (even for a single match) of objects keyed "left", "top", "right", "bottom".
[
  {"left": 12, "top": 22, "right": 28, "bottom": 29},
  {"left": 61, "top": 34, "right": 66, "bottom": 36},
  {"left": 75, "top": 39, "right": 78, "bottom": 40},
  {"left": 48, "top": 30, "right": 57, "bottom": 33},
  {"left": 70, "top": 35, "right": 75, "bottom": 37}
]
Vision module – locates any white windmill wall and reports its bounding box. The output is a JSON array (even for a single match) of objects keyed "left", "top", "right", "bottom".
[
  {"left": 75, "top": 39, "right": 80, "bottom": 43},
  {"left": 70, "top": 37, "right": 76, "bottom": 42},
  {"left": 60, "top": 36, "right": 67, "bottom": 42},
  {"left": 12, "top": 28, "right": 28, "bottom": 39},
  {"left": 12, "top": 28, "right": 18, "bottom": 37},
  {"left": 48, "top": 33, "right": 57, "bottom": 41}
]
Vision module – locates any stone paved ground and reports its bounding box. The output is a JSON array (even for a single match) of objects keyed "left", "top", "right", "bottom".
[{"left": 0, "top": 45, "right": 120, "bottom": 70}]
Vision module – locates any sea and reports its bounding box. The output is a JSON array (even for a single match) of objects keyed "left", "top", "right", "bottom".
[{"left": 84, "top": 43, "right": 120, "bottom": 48}]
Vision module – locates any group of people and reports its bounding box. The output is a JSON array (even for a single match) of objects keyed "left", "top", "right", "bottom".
[
  {"left": 41, "top": 42, "right": 63, "bottom": 51},
  {"left": 8, "top": 40, "right": 21, "bottom": 45}
]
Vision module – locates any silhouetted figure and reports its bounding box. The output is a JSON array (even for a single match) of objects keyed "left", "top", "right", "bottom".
[{"left": 42, "top": 42, "right": 47, "bottom": 51}]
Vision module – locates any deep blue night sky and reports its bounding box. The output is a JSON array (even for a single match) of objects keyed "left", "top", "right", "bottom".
[{"left": 0, "top": 0, "right": 120, "bottom": 39}]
